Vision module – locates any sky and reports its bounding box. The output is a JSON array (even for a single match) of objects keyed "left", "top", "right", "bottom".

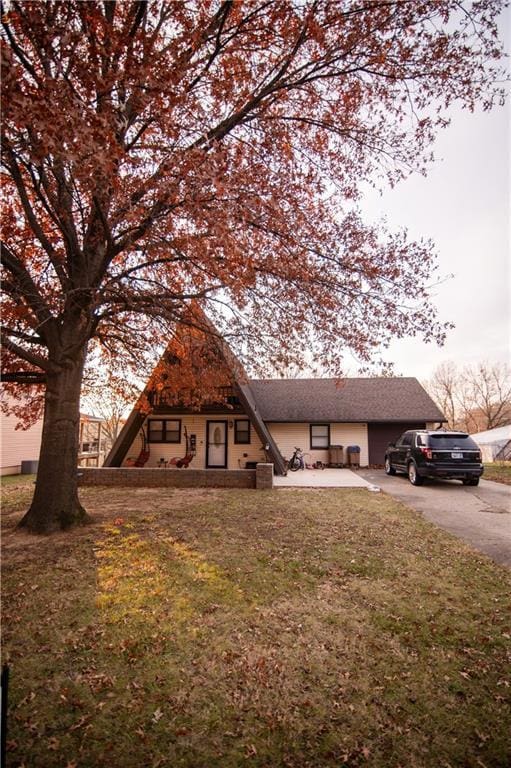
[{"left": 357, "top": 17, "right": 510, "bottom": 384}]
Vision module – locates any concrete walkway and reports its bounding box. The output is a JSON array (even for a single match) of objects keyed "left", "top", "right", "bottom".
[{"left": 274, "top": 468, "right": 377, "bottom": 489}]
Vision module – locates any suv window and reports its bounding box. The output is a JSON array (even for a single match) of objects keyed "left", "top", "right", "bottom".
[
  {"left": 401, "top": 433, "right": 413, "bottom": 447},
  {"left": 416, "top": 434, "right": 426, "bottom": 446},
  {"left": 427, "top": 434, "right": 478, "bottom": 450}
]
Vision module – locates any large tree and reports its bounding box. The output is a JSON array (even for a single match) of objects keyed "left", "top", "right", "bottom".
[{"left": 1, "top": 1, "right": 506, "bottom": 532}]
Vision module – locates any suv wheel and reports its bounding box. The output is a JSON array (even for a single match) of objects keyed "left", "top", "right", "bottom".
[
  {"left": 463, "top": 478, "right": 479, "bottom": 486},
  {"left": 384, "top": 457, "right": 396, "bottom": 476},
  {"left": 408, "top": 461, "right": 423, "bottom": 486}
]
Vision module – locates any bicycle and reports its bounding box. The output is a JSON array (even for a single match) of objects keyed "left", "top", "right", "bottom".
[{"left": 288, "top": 447, "right": 305, "bottom": 472}]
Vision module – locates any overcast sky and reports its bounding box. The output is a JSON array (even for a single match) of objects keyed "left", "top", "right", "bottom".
[{"left": 357, "top": 15, "right": 510, "bottom": 383}]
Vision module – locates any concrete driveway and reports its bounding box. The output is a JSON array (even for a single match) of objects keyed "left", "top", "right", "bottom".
[{"left": 358, "top": 469, "right": 511, "bottom": 567}]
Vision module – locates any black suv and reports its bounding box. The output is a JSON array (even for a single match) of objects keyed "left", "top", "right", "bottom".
[{"left": 384, "top": 429, "right": 483, "bottom": 486}]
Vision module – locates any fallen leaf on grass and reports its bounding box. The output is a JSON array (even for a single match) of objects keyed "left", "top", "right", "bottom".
[
  {"left": 69, "top": 715, "right": 91, "bottom": 731},
  {"left": 47, "top": 736, "right": 59, "bottom": 751},
  {"left": 152, "top": 707, "right": 163, "bottom": 723},
  {"left": 17, "top": 691, "right": 36, "bottom": 707}
]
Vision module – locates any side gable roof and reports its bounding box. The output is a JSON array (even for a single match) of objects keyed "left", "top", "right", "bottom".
[{"left": 249, "top": 377, "right": 445, "bottom": 423}]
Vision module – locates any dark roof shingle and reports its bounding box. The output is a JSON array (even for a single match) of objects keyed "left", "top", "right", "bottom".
[{"left": 249, "top": 377, "right": 445, "bottom": 423}]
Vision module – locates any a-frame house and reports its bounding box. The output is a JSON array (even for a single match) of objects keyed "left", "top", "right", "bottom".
[{"left": 104, "top": 307, "right": 288, "bottom": 474}]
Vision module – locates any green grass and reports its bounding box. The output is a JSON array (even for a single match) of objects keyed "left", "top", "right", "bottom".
[
  {"left": 0, "top": 473, "right": 36, "bottom": 513},
  {"left": 2, "top": 484, "right": 510, "bottom": 768},
  {"left": 483, "top": 462, "right": 511, "bottom": 485},
  {"left": 1, "top": 472, "right": 37, "bottom": 485}
]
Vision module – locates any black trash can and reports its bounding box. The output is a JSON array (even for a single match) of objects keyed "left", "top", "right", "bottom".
[
  {"left": 21, "top": 460, "right": 39, "bottom": 474},
  {"left": 346, "top": 445, "right": 360, "bottom": 468}
]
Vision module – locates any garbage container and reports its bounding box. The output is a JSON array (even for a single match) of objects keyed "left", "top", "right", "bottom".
[
  {"left": 346, "top": 445, "right": 360, "bottom": 468},
  {"left": 21, "top": 460, "right": 39, "bottom": 474},
  {"left": 329, "top": 445, "right": 343, "bottom": 467}
]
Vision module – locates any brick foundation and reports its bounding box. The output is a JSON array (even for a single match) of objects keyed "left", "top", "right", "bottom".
[{"left": 77, "top": 466, "right": 275, "bottom": 489}]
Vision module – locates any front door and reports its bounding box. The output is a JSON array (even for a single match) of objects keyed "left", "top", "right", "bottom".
[{"left": 206, "top": 420, "right": 228, "bottom": 468}]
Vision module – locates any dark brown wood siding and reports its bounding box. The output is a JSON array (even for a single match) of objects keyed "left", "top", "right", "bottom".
[{"left": 368, "top": 422, "right": 426, "bottom": 466}]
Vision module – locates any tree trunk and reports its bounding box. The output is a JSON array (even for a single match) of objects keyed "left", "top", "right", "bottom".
[{"left": 19, "top": 347, "right": 91, "bottom": 533}]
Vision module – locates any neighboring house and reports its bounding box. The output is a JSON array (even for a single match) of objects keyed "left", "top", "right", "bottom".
[
  {"left": 105, "top": 327, "right": 445, "bottom": 472},
  {"left": 0, "top": 405, "right": 105, "bottom": 475},
  {"left": 0, "top": 407, "right": 43, "bottom": 476},
  {"left": 470, "top": 424, "right": 511, "bottom": 462},
  {"left": 78, "top": 413, "right": 106, "bottom": 467}
]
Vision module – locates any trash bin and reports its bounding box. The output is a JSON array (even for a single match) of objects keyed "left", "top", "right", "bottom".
[
  {"left": 329, "top": 445, "right": 343, "bottom": 467},
  {"left": 346, "top": 445, "right": 360, "bottom": 468},
  {"left": 21, "top": 460, "right": 39, "bottom": 474}
]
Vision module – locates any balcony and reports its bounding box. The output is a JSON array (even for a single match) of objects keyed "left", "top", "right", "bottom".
[{"left": 148, "top": 386, "right": 242, "bottom": 412}]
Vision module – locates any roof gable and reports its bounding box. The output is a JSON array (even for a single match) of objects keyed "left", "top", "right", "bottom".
[{"left": 104, "top": 306, "right": 287, "bottom": 472}]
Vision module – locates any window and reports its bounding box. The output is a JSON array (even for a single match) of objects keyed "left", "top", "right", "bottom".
[
  {"left": 234, "top": 419, "right": 250, "bottom": 444},
  {"left": 310, "top": 424, "right": 330, "bottom": 449},
  {"left": 148, "top": 419, "right": 181, "bottom": 443},
  {"left": 429, "top": 434, "right": 476, "bottom": 449},
  {"left": 401, "top": 433, "right": 413, "bottom": 447}
]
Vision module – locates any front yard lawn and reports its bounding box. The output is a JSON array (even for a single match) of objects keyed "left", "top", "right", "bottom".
[
  {"left": 483, "top": 462, "right": 511, "bottom": 485},
  {"left": 2, "top": 482, "right": 510, "bottom": 768}
]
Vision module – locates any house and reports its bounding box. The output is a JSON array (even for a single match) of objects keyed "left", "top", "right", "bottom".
[
  {"left": 470, "top": 424, "right": 511, "bottom": 462},
  {"left": 78, "top": 413, "right": 106, "bottom": 467},
  {"left": 0, "top": 401, "right": 106, "bottom": 475},
  {"left": 0, "top": 406, "right": 43, "bottom": 476},
  {"left": 104, "top": 315, "right": 445, "bottom": 473}
]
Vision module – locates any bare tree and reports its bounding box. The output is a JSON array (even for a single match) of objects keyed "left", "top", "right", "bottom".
[
  {"left": 424, "top": 361, "right": 460, "bottom": 430},
  {"left": 425, "top": 361, "right": 511, "bottom": 432},
  {"left": 462, "top": 362, "right": 511, "bottom": 432}
]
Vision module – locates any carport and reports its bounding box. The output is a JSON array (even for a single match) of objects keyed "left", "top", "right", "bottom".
[{"left": 274, "top": 468, "right": 376, "bottom": 488}]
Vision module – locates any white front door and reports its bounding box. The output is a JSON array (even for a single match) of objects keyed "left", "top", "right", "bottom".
[{"left": 206, "top": 421, "right": 227, "bottom": 468}]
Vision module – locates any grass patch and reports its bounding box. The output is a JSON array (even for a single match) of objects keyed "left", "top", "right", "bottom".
[
  {"left": 2, "top": 485, "right": 510, "bottom": 767},
  {"left": 0, "top": 474, "right": 36, "bottom": 516},
  {"left": 483, "top": 462, "right": 511, "bottom": 485}
]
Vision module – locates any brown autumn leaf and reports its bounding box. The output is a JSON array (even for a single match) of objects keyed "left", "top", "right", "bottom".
[{"left": 47, "top": 736, "right": 59, "bottom": 751}]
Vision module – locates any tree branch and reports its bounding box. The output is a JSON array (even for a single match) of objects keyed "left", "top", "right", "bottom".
[
  {"left": 1, "top": 334, "right": 53, "bottom": 372},
  {"left": 0, "top": 242, "right": 54, "bottom": 334}
]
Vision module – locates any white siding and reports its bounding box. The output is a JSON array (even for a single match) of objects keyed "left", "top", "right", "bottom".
[
  {"left": 267, "top": 422, "right": 369, "bottom": 467},
  {"left": 331, "top": 423, "right": 368, "bottom": 466},
  {"left": 1, "top": 410, "right": 43, "bottom": 475},
  {"left": 122, "top": 413, "right": 266, "bottom": 469},
  {"left": 120, "top": 415, "right": 370, "bottom": 469}
]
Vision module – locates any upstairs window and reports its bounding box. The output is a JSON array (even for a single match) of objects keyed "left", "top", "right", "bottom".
[
  {"left": 234, "top": 419, "right": 251, "bottom": 444},
  {"left": 310, "top": 424, "right": 330, "bottom": 449},
  {"left": 148, "top": 419, "right": 181, "bottom": 443}
]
